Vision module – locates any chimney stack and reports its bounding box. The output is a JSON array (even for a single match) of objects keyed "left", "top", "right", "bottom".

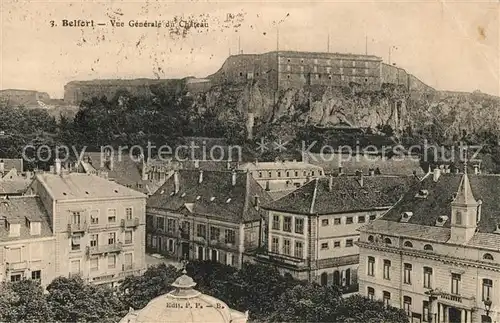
[
  {"left": 356, "top": 170, "right": 363, "bottom": 187},
  {"left": 265, "top": 180, "right": 270, "bottom": 191},
  {"left": 328, "top": 175, "right": 333, "bottom": 192},
  {"left": 369, "top": 168, "right": 375, "bottom": 176},
  {"left": 473, "top": 164, "right": 481, "bottom": 175},
  {"left": 55, "top": 158, "right": 61, "bottom": 175},
  {"left": 174, "top": 171, "right": 180, "bottom": 194},
  {"left": 254, "top": 159, "right": 259, "bottom": 166},
  {"left": 338, "top": 167, "right": 343, "bottom": 176},
  {"left": 433, "top": 167, "right": 441, "bottom": 182},
  {"left": 254, "top": 195, "right": 260, "bottom": 210},
  {"left": 231, "top": 169, "right": 237, "bottom": 186},
  {"left": 0, "top": 159, "right": 4, "bottom": 174},
  {"left": 198, "top": 170, "right": 204, "bottom": 184}
]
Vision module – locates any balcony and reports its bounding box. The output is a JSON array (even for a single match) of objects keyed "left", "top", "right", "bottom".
[
  {"left": 69, "top": 271, "right": 83, "bottom": 278},
  {"left": 180, "top": 232, "right": 190, "bottom": 240},
  {"left": 118, "top": 265, "right": 143, "bottom": 278},
  {"left": 121, "top": 217, "right": 140, "bottom": 229},
  {"left": 86, "top": 242, "right": 123, "bottom": 256},
  {"left": 6, "top": 260, "right": 28, "bottom": 271},
  {"left": 209, "top": 239, "right": 237, "bottom": 250},
  {"left": 437, "top": 291, "right": 475, "bottom": 309},
  {"left": 68, "top": 222, "right": 88, "bottom": 235},
  {"left": 256, "top": 251, "right": 308, "bottom": 269}
]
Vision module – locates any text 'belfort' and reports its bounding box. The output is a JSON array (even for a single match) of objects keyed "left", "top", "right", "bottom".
[{"left": 59, "top": 19, "right": 209, "bottom": 28}]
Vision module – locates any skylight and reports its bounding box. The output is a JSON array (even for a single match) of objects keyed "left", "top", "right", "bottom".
[
  {"left": 181, "top": 193, "right": 186, "bottom": 198},
  {"left": 210, "top": 197, "right": 215, "bottom": 202},
  {"left": 196, "top": 196, "right": 201, "bottom": 200},
  {"left": 226, "top": 198, "right": 232, "bottom": 203}
]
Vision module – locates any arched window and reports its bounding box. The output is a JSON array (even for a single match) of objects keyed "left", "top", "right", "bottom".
[
  {"left": 456, "top": 211, "right": 462, "bottom": 225},
  {"left": 367, "top": 287, "right": 375, "bottom": 300},
  {"left": 320, "top": 272, "right": 328, "bottom": 286},
  {"left": 333, "top": 271, "right": 340, "bottom": 286},
  {"left": 404, "top": 241, "right": 413, "bottom": 248},
  {"left": 483, "top": 253, "right": 494, "bottom": 261},
  {"left": 345, "top": 268, "right": 351, "bottom": 286},
  {"left": 384, "top": 237, "right": 392, "bottom": 245},
  {"left": 424, "top": 244, "right": 433, "bottom": 251},
  {"left": 368, "top": 235, "right": 374, "bottom": 242}
]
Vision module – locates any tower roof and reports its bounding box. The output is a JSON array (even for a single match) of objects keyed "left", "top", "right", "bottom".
[{"left": 452, "top": 173, "right": 478, "bottom": 206}]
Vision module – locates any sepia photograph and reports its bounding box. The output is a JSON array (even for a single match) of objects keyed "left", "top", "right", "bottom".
[{"left": 0, "top": 0, "right": 499, "bottom": 322}]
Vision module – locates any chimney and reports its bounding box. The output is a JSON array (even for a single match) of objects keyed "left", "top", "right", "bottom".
[
  {"left": 254, "top": 159, "right": 259, "bottom": 166},
  {"left": 473, "top": 164, "right": 481, "bottom": 175},
  {"left": 369, "top": 168, "right": 375, "bottom": 176},
  {"left": 265, "top": 180, "right": 270, "bottom": 191},
  {"left": 254, "top": 195, "right": 260, "bottom": 210},
  {"left": 49, "top": 165, "right": 55, "bottom": 174},
  {"left": 194, "top": 160, "right": 200, "bottom": 169},
  {"left": 198, "top": 170, "right": 204, "bottom": 184},
  {"left": 433, "top": 167, "right": 441, "bottom": 182},
  {"left": 328, "top": 175, "right": 333, "bottom": 192},
  {"left": 227, "top": 159, "right": 232, "bottom": 170},
  {"left": 231, "top": 169, "right": 237, "bottom": 186},
  {"left": 174, "top": 171, "right": 180, "bottom": 194},
  {"left": 356, "top": 170, "right": 363, "bottom": 187},
  {"left": 0, "top": 159, "right": 4, "bottom": 174},
  {"left": 55, "top": 158, "right": 61, "bottom": 174},
  {"left": 338, "top": 167, "right": 343, "bottom": 175}
]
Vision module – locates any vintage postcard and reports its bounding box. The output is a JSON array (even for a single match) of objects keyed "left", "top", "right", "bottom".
[{"left": 0, "top": 1, "right": 499, "bottom": 322}]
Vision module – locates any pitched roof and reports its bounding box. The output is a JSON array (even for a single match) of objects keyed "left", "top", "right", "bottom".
[
  {"left": 379, "top": 173, "right": 500, "bottom": 233},
  {"left": 79, "top": 152, "right": 161, "bottom": 194},
  {"left": 35, "top": 173, "right": 146, "bottom": 201},
  {"left": 0, "top": 196, "right": 53, "bottom": 242},
  {"left": 239, "top": 161, "right": 323, "bottom": 171},
  {"left": 0, "top": 179, "right": 31, "bottom": 195},
  {"left": 147, "top": 170, "right": 273, "bottom": 223},
  {"left": 452, "top": 173, "right": 477, "bottom": 205},
  {"left": 264, "top": 175, "right": 416, "bottom": 215}
]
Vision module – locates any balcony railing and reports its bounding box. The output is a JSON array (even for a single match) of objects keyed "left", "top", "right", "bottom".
[
  {"left": 86, "top": 242, "right": 123, "bottom": 256},
  {"left": 121, "top": 217, "right": 140, "bottom": 229},
  {"left": 68, "top": 222, "right": 88, "bottom": 235},
  {"left": 437, "top": 291, "right": 475, "bottom": 308},
  {"left": 6, "top": 261, "right": 28, "bottom": 271}
]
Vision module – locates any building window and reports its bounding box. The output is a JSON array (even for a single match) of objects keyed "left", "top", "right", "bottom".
[
  {"left": 346, "top": 217, "right": 353, "bottom": 224},
  {"left": 31, "top": 270, "right": 41, "bottom": 280},
  {"left": 404, "top": 241, "right": 413, "bottom": 248},
  {"left": 358, "top": 216, "right": 365, "bottom": 223},
  {"left": 483, "top": 278, "right": 493, "bottom": 301},
  {"left": 72, "top": 211, "right": 81, "bottom": 224},
  {"left": 423, "top": 301, "right": 429, "bottom": 322},
  {"left": 11, "top": 274, "right": 22, "bottom": 282},
  {"left": 294, "top": 171, "right": 298, "bottom": 177},
  {"left": 322, "top": 219, "right": 329, "bottom": 226},
  {"left": 124, "top": 253, "right": 133, "bottom": 270},
  {"left": 167, "top": 219, "right": 175, "bottom": 232},
  {"left": 107, "top": 209, "right": 116, "bottom": 223},
  {"left": 272, "top": 215, "right": 280, "bottom": 230},
  {"left": 271, "top": 236, "right": 279, "bottom": 253},
  {"left": 210, "top": 227, "right": 220, "bottom": 241},
  {"left": 334, "top": 218, "right": 341, "bottom": 225},
  {"left": 346, "top": 239, "right": 353, "bottom": 247},
  {"left": 283, "top": 239, "right": 291, "bottom": 256},
  {"left": 424, "top": 244, "right": 433, "bottom": 251},
  {"left": 71, "top": 259, "right": 80, "bottom": 274},
  {"left": 295, "top": 218, "right": 304, "bottom": 234},
  {"left": 90, "top": 234, "right": 98, "bottom": 247},
  {"left": 404, "top": 263, "right": 412, "bottom": 284},
  {"left": 125, "top": 231, "right": 133, "bottom": 244},
  {"left": 168, "top": 239, "right": 174, "bottom": 252},
  {"left": 294, "top": 241, "right": 303, "bottom": 258},
  {"left": 367, "top": 287, "right": 375, "bottom": 300},
  {"left": 423, "top": 267, "right": 432, "bottom": 288},
  {"left": 451, "top": 273, "right": 461, "bottom": 295},
  {"left": 369, "top": 214, "right": 376, "bottom": 221},
  {"left": 224, "top": 229, "right": 236, "bottom": 244},
  {"left": 286, "top": 171, "right": 290, "bottom": 177},
  {"left": 90, "top": 257, "right": 98, "bottom": 272},
  {"left": 156, "top": 216, "right": 165, "bottom": 230},
  {"left": 286, "top": 65, "right": 291, "bottom": 72},
  {"left": 383, "top": 260, "right": 391, "bottom": 280},
  {"left": 125, "top": 207, "right": 133, "bottom": 220},
  {"left": 403, "top": 296, "right": 412, "bottom": 316},
  {"left": 283, "top": 216, "right": 292, "bottom": 232},
  {"left": 197, "top": 224, "right": 206, "bottom": 238},
  {"left": 268, "top": 171, "right": 272, "bottom": 177},
  {"left": 383, "top": 291, "right": 391, "bottom": 307},
  {"left": 90, "top": 210, "right": 99, "bottom": 225},
  {"left": 368, "top": 235, "right": 374, "bottom": 242},
  {"left": 483, "top": 253, "right": 494, "bottom": 260},
  {"left": 258, "top": 171, "right": 262, "bottom": 178},
  {"left": 321, "top": 242, "right": 328, "bottom": 250},
  {"left": 384, "top": 237, "right": 392, "bottom": 244},
  {"left": 71, "top": 236, "right": 81, "bottom": 251},
  {"left": 277, "top": 171, "right": 281, "bottom": 177},
  {"left": 108, "top": 232, "right": 116, "bottom": 245},
  {"left": 108, "top": 255, "right": 116, "bottom": 269},
  {"left": 367, "top": 256, "right": 375, "bottom": 276},
  {"left": 334, "top": 241, "right": 341, "bottom": 248}
]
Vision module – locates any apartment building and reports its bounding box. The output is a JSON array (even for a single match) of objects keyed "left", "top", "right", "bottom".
[
  {"left": 29, "top": 169, "right": 147, "bottom": 287},
  {"left": 258, "top": 173, "right": 414, "bottom": 289},
  {"left": 146, "top": 170, "right": 272, "bottom": 269},
  {"left": 238, "top": 160, "right": 325, "bottom": 191},
  {"left": 358, "top": 168, "right": 500, "bottom": 323},
  {"left": 0, "top": 196, "right": 56, "bottom": 286}
]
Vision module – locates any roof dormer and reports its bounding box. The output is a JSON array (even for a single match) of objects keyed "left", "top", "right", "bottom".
[
  {"left": 6, "top": 219, "right": 21, "bottom": 237},
  {"left": 400, "top": 212, "right": 413, "bottom": 223},
  {"left": 435, "top": 215, "right": 448, "bottom": 227},
  {"left": 415, "top": 189, "right": 428, "bottom": 199}
]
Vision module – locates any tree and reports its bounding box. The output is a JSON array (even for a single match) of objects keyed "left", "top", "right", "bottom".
[
  {"left": 0, "top": 279, "right": 51, "bottom": 323},
  {"left": 336, "top": 294, "right": 409, "bottom": 323},
  {"left": 46, "top": 276, "right": 126, "bottom": 322},
  {"left": 117, "top": 263, "right": 180, "bottom": 310}
]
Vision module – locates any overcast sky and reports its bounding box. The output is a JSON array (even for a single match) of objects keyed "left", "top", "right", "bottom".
[{"left": 1, "top": 0, "right": 499, "bottom": 98}]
